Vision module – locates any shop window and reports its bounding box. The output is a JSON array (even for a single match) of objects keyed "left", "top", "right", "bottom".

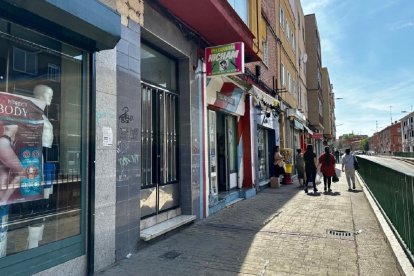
[{"left": 0, "top": 19, "right": 86, "bottom": 263}]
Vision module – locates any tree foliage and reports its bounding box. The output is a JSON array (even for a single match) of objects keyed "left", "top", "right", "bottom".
[{"left": 360, "top": 138, "right": 369, "bottom": 151}]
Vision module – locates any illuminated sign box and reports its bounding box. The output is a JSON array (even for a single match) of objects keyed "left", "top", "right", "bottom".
[{"left": 205, "top": 42, "right": 244, "bottom": 77}]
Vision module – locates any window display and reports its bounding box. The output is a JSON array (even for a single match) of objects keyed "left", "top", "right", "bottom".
[{"left": 0, "top": 19, "right": 85, "bottom": 258}]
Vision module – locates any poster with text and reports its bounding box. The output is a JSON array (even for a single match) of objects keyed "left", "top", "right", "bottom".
[{"left": 0, "top": 91, "right": 46, "bottom": 205}]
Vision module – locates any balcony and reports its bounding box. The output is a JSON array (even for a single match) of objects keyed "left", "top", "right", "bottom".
[{"left": 158, "top": 0, "right": 259, "bottom": 62}]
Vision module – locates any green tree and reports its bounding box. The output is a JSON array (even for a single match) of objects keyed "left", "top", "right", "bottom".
[{"left": 360, "top": 138, "right": 369, "bottom": 151}]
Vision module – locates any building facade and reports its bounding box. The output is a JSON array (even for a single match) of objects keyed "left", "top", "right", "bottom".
[
  {"left": 401, "top": 111, "right": 414, "bottom": 152},
  {"left": 321, "top": 67, "right": 334, "bottom": 143},
  {"left": 0, "top": 0, "right": 121, "bottom": 274},
  {"left": 305, "top": 14, "right": 324, "bottom": 155}
]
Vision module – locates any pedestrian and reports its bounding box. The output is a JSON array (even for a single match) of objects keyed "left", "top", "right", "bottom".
[
  {"left": 272, "top": 146, "right": 285, "bottom": 187},
  {"left": 342, "top": 148, "right": 356, "bottom": 191},
  {"left": 295, "top": 148, "right": 305, "bottom": 187},
  {"left": 334, "top": 149, "right": 340, "bottom": 163},
  {"left": 303, "top": 144, "right": 318, "bottom": 193},
  {"left": 319, "top": 146, "right": 336, "bottom": 192}
]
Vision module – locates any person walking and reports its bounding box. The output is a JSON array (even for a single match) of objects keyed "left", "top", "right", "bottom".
[
  {"left": 272, "top": 146, "right": 285, "bottom": 187},
  {"left": 334, "top": 149, "right": 340, "bottom": 163},
  {"left": 319, "top": 147, "right": 336, "bottom": 192},
  {"left": 342, "top": 148, "right": 356, "bottom": 191},
  {"left": 303, "top": 144, "right": 318, "bottom": 193},
  {"left": 295, "top": 148, "right": 305, "bottom": 187}
]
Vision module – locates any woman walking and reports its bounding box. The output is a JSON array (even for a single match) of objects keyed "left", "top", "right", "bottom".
[
  {"left": 272, "top": 146, "right": 285, "bottom": 187},
  {"left": 295, "top": 148, "right": 305, "bottom": 187},
  {"left": 303, "top": 144, "right": 318, "bottom": 193},
  {"left": 319, "top": 147, "right": 336, "bottom": 192}
]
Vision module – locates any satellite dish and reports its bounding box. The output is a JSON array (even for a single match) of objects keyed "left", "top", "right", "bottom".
[{"left": 302, "top": 53, "right": 308, "bottom": 63}]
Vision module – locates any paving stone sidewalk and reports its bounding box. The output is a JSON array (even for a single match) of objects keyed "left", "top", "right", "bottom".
[{"left": 98, "top": 166, "right": 401, "bottom": 276}]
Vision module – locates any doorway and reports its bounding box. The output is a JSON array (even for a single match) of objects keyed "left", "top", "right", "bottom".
[{"left": 209, "top": 110, "right": 238, "bottom": 197}]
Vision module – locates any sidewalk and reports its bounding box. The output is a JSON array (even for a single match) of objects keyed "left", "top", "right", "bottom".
[{"left": 98, "top": 166, "right": 401, "bottom": 276}]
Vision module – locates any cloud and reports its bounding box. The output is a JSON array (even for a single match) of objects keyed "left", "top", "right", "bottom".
[
  {"left": 301, "top": 0, "right": 333, "bottom": 14},
  {"left": 334, "top": 71, "right": 414, "bottom": 137},
  {"left": 390, "top": 21, "right": 414, "bottom": 31}
]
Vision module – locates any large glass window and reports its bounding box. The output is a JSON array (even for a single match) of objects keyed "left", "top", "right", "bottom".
[
  {"left": 0, "top": 19, "right": 85, "bottom": 259},
  {"left": 227, "top": 0, "right": 249, "bottom": 26}
]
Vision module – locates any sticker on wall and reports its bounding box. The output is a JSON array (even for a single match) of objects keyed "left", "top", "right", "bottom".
[{"left": 103, "top": 127, "right": 113, "bottom": 146}]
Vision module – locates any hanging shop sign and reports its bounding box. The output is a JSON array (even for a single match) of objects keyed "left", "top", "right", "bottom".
[
  {"left": 205, "top": 42, "right": 244, "bottom": 77},
  {"left": 310, "top": 133, "right": 323, "bottom": 139}
]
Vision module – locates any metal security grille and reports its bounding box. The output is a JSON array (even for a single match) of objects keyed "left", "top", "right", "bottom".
[{"left": 141, "top": 81, "right": 179, "bottom": 218}]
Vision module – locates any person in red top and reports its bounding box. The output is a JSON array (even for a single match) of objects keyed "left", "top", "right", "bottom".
[{"left": 318, "top": 146, "right": 336, "bottom": 193}]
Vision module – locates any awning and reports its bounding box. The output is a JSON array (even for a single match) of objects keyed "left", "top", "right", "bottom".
[
  {"left": 304, "top": 125, "right": 314, "bottom": 135},
  {"left": 249, "top": 85, "right": 278, "bottom": 108},
  {"left": 0, "top": 0, "right": 121, "bottom": 51},
  {"left": 158, "top": 0, "right": 259, "bottom": 62}
]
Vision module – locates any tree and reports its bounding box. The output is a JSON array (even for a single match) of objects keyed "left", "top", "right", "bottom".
[{"left": 360, "top": 138, "right": 369, "bottom": 151}]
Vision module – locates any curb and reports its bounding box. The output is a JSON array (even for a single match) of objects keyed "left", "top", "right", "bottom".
[{"left": 355, "top": 172, "right": 414, "bottom": 276}]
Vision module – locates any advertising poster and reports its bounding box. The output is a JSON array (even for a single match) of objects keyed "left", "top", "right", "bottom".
[
  {"left": 0, "top": 91, "right": 46, "bottom": 205},
  {"left": 205, "top": 42, "right": 244, "bottom": 77}
]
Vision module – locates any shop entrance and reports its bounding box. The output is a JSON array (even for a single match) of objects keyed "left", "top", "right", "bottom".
[{"left": 208, "top": 110, "right": 238, "bottom": 198}]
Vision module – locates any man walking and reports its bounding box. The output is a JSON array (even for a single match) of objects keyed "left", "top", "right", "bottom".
[
  {"left": 334, "top": 149, "right": 340, "bottom": 163},
  {"left": 342, "top": 149, "right": 356, "bottom": 191}
]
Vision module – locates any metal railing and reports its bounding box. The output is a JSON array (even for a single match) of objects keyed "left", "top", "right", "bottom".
[
  {"left": 394, "top": 152, "right": 414, "bottom": 158},
  {"left": 357, "top": 157, "right": 414, "bottom": 261}
]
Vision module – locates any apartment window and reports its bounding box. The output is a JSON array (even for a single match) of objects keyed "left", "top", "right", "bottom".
[
  {"left": 281, "top": 63, "right": 285, "bottom": 87},
  {"left": 47, "top": 63, "right": 60, "bottom": 82},
  {"left": 228, "top": 0, "right": 249, "bottom": 26},
  {"left": 293, "top": 79, "right": 296, "bottom": 95},
  {"left": 287, "top": 72, "right": 291, "bottom": 92},
  {"left": 279, "top": 7, "right": 284, "bottom": 28},
  {"left": 13, "top": 47, "right": 37, "bottom": 75},
  {"left": 291, "top": 33, "right": 295, "bottom": 49},
  {"left": 262, "top": 38, "right": 269, "bottom": 66},
  {"left": 286, "top": 21, "right": 290, "bottom": 41}
]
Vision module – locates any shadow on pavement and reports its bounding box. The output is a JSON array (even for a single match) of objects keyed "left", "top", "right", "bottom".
[{"left": 324, "top": 191, "right": 341, "bottom": 196}]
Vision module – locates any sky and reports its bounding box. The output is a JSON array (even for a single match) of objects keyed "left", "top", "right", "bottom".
[{"left": 301, "top": 0, "right": 414, "bottom": 138}]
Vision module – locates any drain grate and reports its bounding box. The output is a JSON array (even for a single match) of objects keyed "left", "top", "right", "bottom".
[
  {"left": 326, "top": 229, "right": 354, "bottom": 237},
  {"left": 160, "top": 250, "right": 182, "bottom": 260}
]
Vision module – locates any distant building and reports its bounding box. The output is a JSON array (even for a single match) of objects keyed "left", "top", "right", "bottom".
[{"left": 401, "top": 111, "right": 414, "bottom": 152}]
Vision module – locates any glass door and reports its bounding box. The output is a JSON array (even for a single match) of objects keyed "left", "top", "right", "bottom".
[
  {"left": 227, "top": 115, "right": 238, "bottom": 189},
  {"left": 257, "top": 127, "right": 269, "bottom": 181},
  {"left": 208, "top": 110, "right": 218, "bottom": 199}
]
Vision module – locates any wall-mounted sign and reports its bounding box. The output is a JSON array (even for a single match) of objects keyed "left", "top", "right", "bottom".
[
  {"left": 205, "top": 42, "right": 244, "bottom": 77},
  {"left": 311, "top": 133, "right": 323, "bottom": 139}
]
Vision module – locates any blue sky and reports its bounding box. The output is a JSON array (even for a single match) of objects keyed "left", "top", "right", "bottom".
[{"left": 301, "top": 0, "right": 414, "bottom": 138}]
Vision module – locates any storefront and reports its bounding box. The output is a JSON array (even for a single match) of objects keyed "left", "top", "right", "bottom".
[
  {"left": 0, "top": 1, "right": 120, "bottom": 274},
  {"left": 206, "top": 76, "right": 246, "bottom": 211},
  {"left": 251, "top": 86, "right": 279, "bottom": 187}
]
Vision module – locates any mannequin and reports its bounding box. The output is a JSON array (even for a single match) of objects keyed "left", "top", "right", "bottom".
[
  {"left": 33, "top": 85, "right": 53, "bottom": 148},
  {"left": 25, "top": 85, "right": 54, "bottom": 249}
]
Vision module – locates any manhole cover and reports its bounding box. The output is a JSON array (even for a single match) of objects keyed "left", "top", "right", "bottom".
[
  {"left": 160, "top": 250, "right": 182, "bottom": 260},
  {"left": 326, "top": 229, "right": 354, "bottom": 237}
]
